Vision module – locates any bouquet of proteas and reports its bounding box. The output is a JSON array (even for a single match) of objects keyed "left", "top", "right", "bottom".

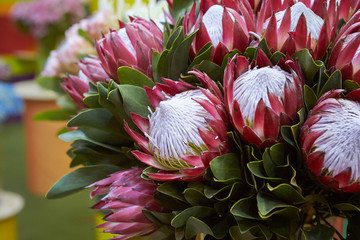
[{"left": 47, "top": 0, "right": 360, "bottom": 239}]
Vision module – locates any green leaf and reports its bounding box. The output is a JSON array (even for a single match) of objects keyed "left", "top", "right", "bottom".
[
  {"left": 157, "top": 182, "right": 187, "bottom": 203},
  {"left": 171, "top": 206, "right": 216, "bottom": 228},
  {"left": 344, "top": 80, "right": 360, "bottom": 92},
  {"left": 304, "top": 85, "right": 318, "bottom": 111},
  {"left": 148, "top": 225, "right": 176, "bottom": 240},
  {"left": 243, "top": 47, "right": 257, "bottom": 61},
  {"left": 334, "top": 203, "right": 360, "bottom": 212},
  {"left": 292, "top": 49, "right": 323, "bottom": 86},
  {"left": 59, "top": 130, "right": 123, "bottom": 152},
  {"left": 33, "top": 108, "right": 76, "bottom": 121},
  {"left": 257, "top": 39, "right": 272, "bottom": 59},
  {"left": 319, "top": 70, "right": 342, "bottom": 97},
  {"left": 184, "top": 217, "right": 215, "bottom": 239},
  {"left": 210, "top": 153, "right": 241, "bottom": 181},
  {"left": 257, "top": 192, "right": 296, "bottom": 217},
  {"left": 152, "top": 51, "right": 161, "bottom": 83},
  {"left": 231, "top": 195, "right": 261, "bottom": 220},
  {"left": 170, "top": 0, "right": 194, "bottom": 22},
  {"left": 46, "top": 164, "right": 122, "bottom": 199},
  {"left": 194, "top": 60, "right": 222, "bottom": 82},
  {"left": 267, "top": 183, "right": 305, "bottom": 204},
  {"left": 35, "top": 75, "right": 64, "bottom": 93},
  {"left": 117, "top": 66, "right": 155, "bottom": 87},
  {"left": 188, "top": 42, "right": 213, "bottom": 70},
  {"left": 78, "top": 29, "right": 92, "bottom": 44},
  {"left": 302, "top": 224, "right": 335, "bottom": 240},
  {"left": 118, "top": 85, "right": 151, "bottom": 118},
  {"left": 270, "top": 51, "right": 286, "bottom": 65}
]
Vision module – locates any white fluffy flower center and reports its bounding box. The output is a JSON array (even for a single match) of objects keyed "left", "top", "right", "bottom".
[
  {"left": 147, "top": 89, "right": 210, "bottom": 170},
  {"left": 233, "top": 66, "right": 292, "bottom": 123},
  {"left": 311, "top": 99, "right": 360, "bottom": 182},
  {"left": 272, "top": 2, "right": 324, "bottom": 40}
]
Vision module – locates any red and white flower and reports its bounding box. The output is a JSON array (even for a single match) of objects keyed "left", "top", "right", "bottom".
[
  {"left": 300, "top": 89, "right": 360, "bottom": 192},
  {"left": 224, "top": 54, "right": 303, "bottom": 148},
  {"left": 125, "top": 74, "right": 229, "bottom": 181}
]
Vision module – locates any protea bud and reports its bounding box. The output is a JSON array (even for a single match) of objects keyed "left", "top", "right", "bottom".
[
  {"left": 300, "top": 89, "right": 360, "bottom": 192},
  {"left": 77, "top": 56, "right": 110, "bottom": 84},
  {"left": 61, "top": 72, "right": 89, "bottom": 108},
  {"left": 184, "top": 3, "right": 254, "bottom": 65},
  {"left": 328, "top": 12, "right": 360, "bottom": 83},
  {"left": 88, "top": 167, "right": 163, "bottom": 239},
  {"left": 223, "top": 55, "right": 303, "bottom": 148},
  {"left": 96, "top": 17, "right": 163, "bottom": 82},
  {"left": 262, "top": 2, "right": 329, "bottom": 59},
  {"left": 125, "top": 74, "right": 229, "bottom": 181}
]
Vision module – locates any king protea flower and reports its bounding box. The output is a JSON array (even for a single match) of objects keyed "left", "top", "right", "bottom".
[
  {"left": 77, "top": 56, "right": 110, "bottom": 84},
  {"left": 223, "top": 55, "right": 303, "bottom": 148},
  {"left": 328, "top": 11, "right": 360, "bottom": 83},
  {"left": 300, "top": 89, "right": 360, "bottom": 192},
  {"left": 124, "top": 73, "right": 229, "bottom": 181},
  {"left": 96, "top": 17, "right": 163, "bottom": 82},
  {"left": 61, "top": 72, "right": 89, "bottom": 108},
  {"left": 262, "top": 2, "right": 329, "bottom": 59},
  {"left": 88, "top": 167, "right": 163, "bottom": 240},
  {"left": 183, "top": 3, "right": 255, "bottom": 65}
]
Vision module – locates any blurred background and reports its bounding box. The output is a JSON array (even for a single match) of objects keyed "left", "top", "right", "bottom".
[{"left": 0, "top": 0, "right": 168, "bottom": 239}]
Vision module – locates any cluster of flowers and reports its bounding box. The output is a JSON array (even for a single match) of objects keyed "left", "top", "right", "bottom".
[
  {"left": 41, "top": 9, "right": 117, "bottom": 77},
  {"left": 51, "top": 0, "right": 360, "bottom": 239},
  {"left": 11, "top": 0, "right": 88, "bottom": 39}
]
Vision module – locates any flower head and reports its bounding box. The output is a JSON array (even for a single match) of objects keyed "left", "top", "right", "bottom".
[
  {"left": 300, "top": 89, "right": 360, "bottom": 192},
  {"left": 88, "top": 167, "right": 163, "bottom": 240},
  {"left": 96, "top": 17, "right": 163, "bottom": 82},
  {"left": 77, "top": 56, "right": 110, "bottom": 84},
  {"left": 224, "top": 55, "right": 303, "bottom": 148},
  {"left": 183, "top": 3, "right": 254, "bottom": 64},
  {"left": 61, "top": 72, "right": 89, "bottom": 108},
  {"left": 125, "top": 74, "right": 229, "bottom": 181}
]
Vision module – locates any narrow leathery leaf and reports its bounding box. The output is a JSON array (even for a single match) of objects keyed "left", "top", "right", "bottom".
[
  {"left": 269, "top": 143, "right": 286, "bottom": 166},
  {"left": 267, "top": 183, "right": 305, "bottom": 204},
  {"left": 281, "top": 126, "right": 296, "bottom": 146},
  {"left": 34, "top": 108, "right": 76, "bottom": 121},
  {"left": 333, "top": 203, "right": 360, "bottom": 212},
  {"left": 83, "top": 94, "right": 101, "bottom": 108},
  {"left": 231, "top": 195, "right": 261, "bottom": 220},
  {"left": 170, "top": 31, "right": 197, "bottom": 79},
  {"left": 46, "top": 165, "right": 122, "bottom": 199},
  {"left": 59, "top": 130, "right": 124, "bottom": 152},
  {"left": 118, "top": 85, "right": 151, "bottom": 118},
  {"left": 210, "top": 153, "right": 241, "bottom": 181},
  {"left": 156, "top": 49, "right": 169, "bottom": 80},
  {"left": 117, "top": 67, "right": 155, "bottom": 87},
  {"left": 301, "top": 224, "right": 335, "bottom": 240},
  {"left": 304, "top": 85, "right": 318, "bottom": 111},
  {"left": 319, "top": 70, "right": 342, "bottom": 97},
  {"left": 263, "top": 149, "right": 277, "bottom": 178},
  {"left": 171, "top": 206, "right": 216, "bottom": 228},
  {"left": 258, "top": 224, "right": 273, "bottom": 240},
  {"left": 183, "top": 188, "right": 214, "bottom": 206},
  {"left": 270, "top": 52, "right": 286, "bottom": 65},
  {"left": 188, "top": 42, "right": 213, "bottom": 70},
  {"left": 258, "top": 39, "right": 272, "bottom": 59},
  {"left": 243, "top": 47, "right": 257, "bottom": 61},
  {"left": 194, "top": 60, "right": 223, "bottom": 82},
  {"left": 152, "top": 51, "right": 161, "bottom": 83},
  {"left": 165, "top": 26, "right": 184, "bottom": 50}
]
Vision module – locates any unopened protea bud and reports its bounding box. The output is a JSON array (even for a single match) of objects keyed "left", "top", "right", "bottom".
[
  {"left": 61, "top": 72, "right": 89, "bottom": 108},
  {"left": 96, "top": 17, "right": 163, "bottom": 82},
  {"left": 224, "top": 55, "right": 303, "bottom": 148},
  {"left": 184, "top": 3, "right": 254, "bottom": 64},
  {"left": 300, "top": 89, "right": 360, "bottom": 192},
  {"left": 125, "top": 75, "right": 229, "bottom": 181},
  {"left": 262, "top": 2, "right": 329, "bottom": 59},
  {"left": 88, "top": 167, "right": 163, "bottom": 240},
  {"left": 77, "top": 56, "right": 110, "bottom": 84}
]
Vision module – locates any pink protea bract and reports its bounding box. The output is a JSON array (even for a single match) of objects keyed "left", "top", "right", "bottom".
[
  {"left": 223, "top": 54, "right": 303, "bottom": 148},
  {"left": 61, "top": 73, "right": 89, "bottom": 109},
  {"left": 183, "top": 3, "right": 254, "bottom": 65},
  {"left": 124, "top": 74, "right": 229, "bottom": 181},
  {"left": 77, "top": 56, "right": 110, "bottom": 84},
  {"left": 96, "top": 17, "right": 163, "bottom": 82},
  {"left": 262, "top": 2, "right": 330, "bottom": 59},
  {"left": 88, "top": 167, "right": 163, "bottom": 240},
  {"left": 300, "top": 89, "right": 360, "bottom": 192}
]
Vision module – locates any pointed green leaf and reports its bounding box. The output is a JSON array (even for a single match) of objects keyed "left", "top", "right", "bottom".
[
  {"left": 46, "top": 164, "right": 122, "bottom": 199},
  {"left": 267, "top": 183, "right": 305, "bottom": 204},
  {"left": 319, "top": 70, "right": 342, "bottom": 97},
  {"left": 257, "top": 192, "right": 295, "bottom": 217},
  {"left": 231, "top": 195, "right": 261, "bottom": 220},
  {"left": 184, "top": 217, "right": 215, "bottom": 239},
  {"left": 171, "top": 206, "right": 216, "bottom": 228},
  {"left": 34, "top": 108, "right": 76, "bottom": 121},
  {"left": 188, "top": 42, "right": 213, "bottom": 70},
  {"left": 304, "top": 84, "right": 318, "bottom": 111},
  {"left": 292, "top": 49, "right": 323, "bottom": 86},
  {"left": 117, "top": 66, "right": 155, "bottom": 87},
  {"left": 210, "top": 153, "right": 241, "bottom": 181},
  {"left": 118, "top": 85, "right": 151, "bottom": 118},
  {"left": 344, "top": 80, "right": 360, "bottom": 92}
]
